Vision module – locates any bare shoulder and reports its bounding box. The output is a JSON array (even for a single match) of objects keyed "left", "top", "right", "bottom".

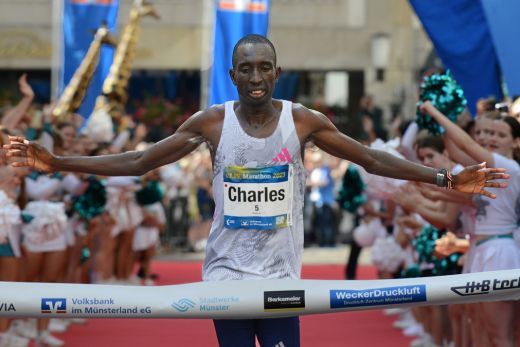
[
  {"left": 291, "top": 102, "right": 315, "bottom": 117},
  {"left": 291, "top": 102, "right": 333, "bottom": 141},
  {"left": 291, "top": 102, "right": 330, "bottom": 123},
  {"left": 185, "top": 104, "right": 225, "bottom": 126},
  {"left": 176, "top": 104, "right": 225, "bottom": 149},
  {"left": 178, "top": 104, "right": 224, "bottom": 134}
]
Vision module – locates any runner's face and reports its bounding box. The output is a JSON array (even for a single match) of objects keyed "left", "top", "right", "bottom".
[{"left": 230, "top": 43, "right": 279, "bottom": 106}]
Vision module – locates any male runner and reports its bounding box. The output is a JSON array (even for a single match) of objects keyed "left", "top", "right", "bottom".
[{"left": 3, "top": 34, "right": 508, "bottom": 347}]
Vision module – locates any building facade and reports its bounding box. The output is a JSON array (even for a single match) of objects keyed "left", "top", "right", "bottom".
[{"left": 0, "top": 0, "right": 432, "bottom": 127}]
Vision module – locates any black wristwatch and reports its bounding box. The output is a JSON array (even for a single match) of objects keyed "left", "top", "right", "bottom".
[{"left": 436, "top": 168, "right": 453, "bottom": 189}]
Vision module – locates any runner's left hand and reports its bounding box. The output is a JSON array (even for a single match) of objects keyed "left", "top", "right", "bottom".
[{"left": 453, "top": 162, "right": 509, "bottom": 199}]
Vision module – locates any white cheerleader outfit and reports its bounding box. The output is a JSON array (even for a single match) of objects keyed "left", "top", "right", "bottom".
[
  {"left": 22, "top": 174, "right": 68, "bottom": 252},
  {"left": 61, "top": 173, "right": 85, "bottom": 247},
  {"left": 106, "top": 176, "right": 143, "bottom": 237},
  {"left": 451, "top": 164, "right": 477, "bottom": 273},
  {"left": 469, "top": 153, "right": 520, "bottom": 272},
  {"left": 132, "top": 202, "right": 165, "bottom": 252},
  {"left": 0, "top": 190, "right": 22, "bottom": 257}
]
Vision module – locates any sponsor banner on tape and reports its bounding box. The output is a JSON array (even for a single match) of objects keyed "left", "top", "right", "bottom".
[
  {"left": 264, "top": 290, "right": 305, "bottom": 312},
  {"left": 41, "top": 298, "right": 67, "bottom": 314},
  {"left": 0, "top": 269, "right": 518, "bottom": 319},
  {"left": 0, "top": 303, "right": 16, "bottom": 312},
  {"left": 451, "top": 276, "right": 520, "bottom": 296},
  {"left": 171, "top": 296, "right": 240, "bottom": 313},
  {"left": 41, "top": 297, "right": 152, "bottom": 316},
  {"left": 330, "top": 285, "right": 427, "bottom": 308}
]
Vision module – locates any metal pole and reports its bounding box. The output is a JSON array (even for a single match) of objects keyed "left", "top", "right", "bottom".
[
  {"left": 199, "top": 0, "right": 214, "bottom": 110},
  {"left": 51, "top": 0, "right": 64, "bottom": 101}
]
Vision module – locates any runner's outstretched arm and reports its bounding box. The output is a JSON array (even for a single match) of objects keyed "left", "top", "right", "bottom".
[
  {"left": 296, "top": 106, "right": 508, "bottom": 199},
  {"left": 3, "top": 110, "right": 214, "bottom": 177}
]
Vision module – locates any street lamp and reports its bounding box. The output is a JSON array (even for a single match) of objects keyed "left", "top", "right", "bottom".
[{"left": 371, "top": 32, "right": 391, "bottom": 82}]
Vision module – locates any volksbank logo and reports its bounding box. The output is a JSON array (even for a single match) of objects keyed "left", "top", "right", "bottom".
[
  {"left": 41, "top": 298, "right": 67, "bottom": 314},
  {"left": 451, "top": 277, "right": 520, "bottom": 296},
  {"left": 330, "top": 285, "right": 427, "bottom": 308},
  {"left": 171, "top": 298, "right": 196, "bottom": 312}
]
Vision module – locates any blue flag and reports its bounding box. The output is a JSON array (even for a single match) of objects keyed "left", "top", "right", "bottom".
[
  {"left": 61, "top": 0, "right": 119, "bottom": 120},
  {"left": 409, "top": 0, "right": 502, "bottom": 115},
  {"left": 480, "top": 0, "right": 520, "bottom": 98},
  {"left": 208, "top": 0, "right": 270, "bottom": 106}
]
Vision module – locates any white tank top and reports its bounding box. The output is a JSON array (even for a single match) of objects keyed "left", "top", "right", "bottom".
[
  {"left": 202, "top": 100, "right": 306, "bottom": 281},
  {"left": 473, "top": 153, "right": 520, "bottom": 235}
]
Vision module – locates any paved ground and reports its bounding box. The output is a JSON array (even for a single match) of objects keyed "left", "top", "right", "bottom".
[{"left": 157, "top": 244, "right": 373, "bottom": 265}]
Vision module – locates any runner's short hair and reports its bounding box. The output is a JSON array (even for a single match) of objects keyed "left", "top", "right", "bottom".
[{"left": 232, "top": 34, "right": 277, "bottom": 68}]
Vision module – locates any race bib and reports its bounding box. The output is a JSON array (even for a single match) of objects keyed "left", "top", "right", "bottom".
[{"left": 223, "top": 165, "right": 293, "bottom": 230}]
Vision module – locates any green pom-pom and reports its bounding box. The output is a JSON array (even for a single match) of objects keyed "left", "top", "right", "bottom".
[
  {"left": 337, "top": 166, "right": 367, "bottom": 213},
  {"left": 401, "top": 265, "right": 421, "bottom": 278},
  {"left": 413, "top": 224, "right": 444, "bottom": 264},
  {"left": 135, "top": 180, "right": 164, "bottom": 206},
  {"left": 80, "top": 247, "right": 91, "bottom": 264},
  {"left": 21, "top": 213, "right": 34, "bottom": 224},
  {"left": 73, "top": 176, "right": 107, "bottom": 221},
  {"left": 416, "top": 71, "right": 467, "bottom": 135},
  {"left": 413, "top": 224, "right": 463, "bottom": 276},
  {"left": 433, "top": 252, "right": 462, "bottom": 276}
]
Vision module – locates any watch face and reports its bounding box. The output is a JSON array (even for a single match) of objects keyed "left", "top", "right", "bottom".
[{"left": 436, "top": 171, "right": 447, "bottom": 187}]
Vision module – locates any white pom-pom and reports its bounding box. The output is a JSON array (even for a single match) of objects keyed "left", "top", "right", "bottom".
[
  {"left": 371, "top": 236, "right": 407, "bottom": 273},
  {"left": 353, "top": 218, "right": 386, "bottom": 247},
  {"left": 0, "top": 191, "right": 21, "bottom": 226},
  {"left": 353, "top": 223, "right": 374, "bottom": 247},
  {"left": 358, "top": 138, "right": 407, "bottom": 200},
  {"left": 83, "top": 108, "right": 114, "bottom": 143},
  {"left": 22, "top": 201, "right": 67, "bottom": 234}
]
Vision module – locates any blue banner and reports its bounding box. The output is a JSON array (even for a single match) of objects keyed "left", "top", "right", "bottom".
[
  {"left": 409, "top": 0, "right": 502, "bottom": 115},
  {"left": 330, "top": 285, "right": 427, "bottom": 308},
  {"left": 61, "top": 0, "right": 119, "bottom": 119},
  {"left": 480, "top": 0, "right": 520, "bottom": 98},
  {"left": 208, "top": 0, "right": 270, "bottom": 106}
]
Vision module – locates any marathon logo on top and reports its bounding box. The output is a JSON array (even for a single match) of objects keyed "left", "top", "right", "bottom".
[
  {"left": 218, "top": 0, "right": 269, "bottom": 13},
  {"left": 41, "top": 298, "right": 67, "bottom": 314},
  {"left": 69, "top": 0, "right": 115, "bottom": 4},
  {"left": 330, "top": 285, "right": 427, "bottom": 309},
  {"left": 264, "top": 290, "right": 305, "bottom": 312},
  {"left": 223, "top": 165, "right": 293, "bottom": 230},
  {"left": 451, "top": 276, "right": 520, "bottom": 296}
]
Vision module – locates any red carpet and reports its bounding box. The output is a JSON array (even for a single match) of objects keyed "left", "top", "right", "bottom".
[{"left": 44, "top": 262, "right": 413, "bottom": 346}]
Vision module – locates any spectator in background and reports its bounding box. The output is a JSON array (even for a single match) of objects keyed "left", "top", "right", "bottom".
[
  {"left": 337, "top": 162, "right": 366, "bottom": 279},
  {"left": 0, "top": 74, "right": 34, "bottom": 131},
  {"left": 510, "top": 96, "right": 520, "bottom": 121},
  {"left": 359, "top": 94, "right": 387, "bottom": 141},
  {"left": 308, "top": 151, "right": 337, "bottom": 247},
  {"left": 475, "top": 96, "right": 496, "bottom": 118}
]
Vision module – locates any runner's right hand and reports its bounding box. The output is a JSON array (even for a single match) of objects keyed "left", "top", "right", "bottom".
[{"left": 3, "top": 135, "right": 55, "bottom": 172}]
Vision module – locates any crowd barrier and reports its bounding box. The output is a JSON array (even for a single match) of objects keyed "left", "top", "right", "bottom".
[{"left": 0, "top": 269, "right": 519, "bottom": 319}]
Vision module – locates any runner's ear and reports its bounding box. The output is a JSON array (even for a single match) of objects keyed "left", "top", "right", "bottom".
[{"left": 229, "top": 69, "right": 237, "bottom": 86}]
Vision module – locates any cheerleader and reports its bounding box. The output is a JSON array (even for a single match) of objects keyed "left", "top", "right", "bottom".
[
  {"left": 20, "top": 123, "right": 80, "bottom": 346},
  {"left": 105, "top": 174, "right": 143, "bottom": 283},
  {"left": 0, "top": 165, "right": 31, "bottom": 347},
  {"left": 133, "top": 168, "right": 165, "bottom": 285},
  {"left": 422, "top": 101, "right": 520, "bottom": 347}
]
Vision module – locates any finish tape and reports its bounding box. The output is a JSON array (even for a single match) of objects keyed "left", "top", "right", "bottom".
[{"left": 0, "top": 269, "right": 519, "bottom": 319}]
